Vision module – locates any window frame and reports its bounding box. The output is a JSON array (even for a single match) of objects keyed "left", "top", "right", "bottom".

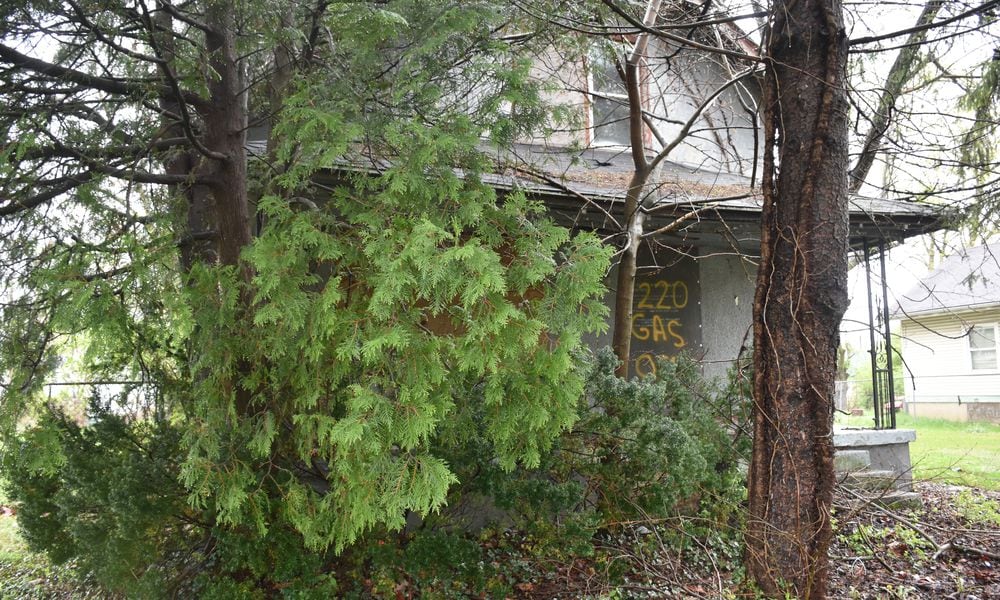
[
  {"left": 586, "top": 49, "right": 636, "bottom": 148},
  {"left": 968, "top": 322, "right": 999, "bottom": 372}
]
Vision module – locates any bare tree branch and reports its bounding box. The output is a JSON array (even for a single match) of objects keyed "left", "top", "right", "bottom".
[{"left": 0, "top": 43, "right": 210, "bottom": 110}]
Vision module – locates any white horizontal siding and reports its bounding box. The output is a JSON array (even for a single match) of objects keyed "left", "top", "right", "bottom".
[{"left": 900, "top": 307, "right": 1000, "bottom": 404}]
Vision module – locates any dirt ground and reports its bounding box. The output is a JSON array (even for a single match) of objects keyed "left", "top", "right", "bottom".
[
  {"left": 2, "top": 482, "right": 997, "bottom": 598},
  {"left": 513, "top": 482, "right": 1000, "bottom": 599},
  {"left": 826, "top": 482, "right": 1000, "bottom": 600}
]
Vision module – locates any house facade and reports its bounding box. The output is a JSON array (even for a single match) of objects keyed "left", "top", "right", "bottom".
[
  {"left": 489, "top": 24, "right": 944, "bottom": 381},
  {"left": 263, "top": 19, "right": 946, "bottom": 383},
  {"left": 897, "top": 243, "right": 1000, "bottom": 423}
]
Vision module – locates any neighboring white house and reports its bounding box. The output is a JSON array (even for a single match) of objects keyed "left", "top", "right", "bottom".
[{"left": 897, "top": 243, "right": 1000, "bottom": 423}]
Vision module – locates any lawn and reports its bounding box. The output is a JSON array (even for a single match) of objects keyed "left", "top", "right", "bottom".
[{"left": 836, "top": 411, "right": 1000, "bottom": 490}]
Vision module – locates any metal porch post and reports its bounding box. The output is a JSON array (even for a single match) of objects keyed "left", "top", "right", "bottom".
[
  {"left": 878, "top": 240, "right": 897, "bottom": 429},
  {"left": 863, "top": 239, "right": 882, "bottom": 428}
]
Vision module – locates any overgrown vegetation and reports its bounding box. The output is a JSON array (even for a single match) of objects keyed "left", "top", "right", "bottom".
[
  {"left": 0, "top": 1, "right": 617, "bottom": 595},
  {"left": 955, "top": 490, "right": 1000, "bottom": 527},
  {"left": 0, "top": 350, "right": 751, "bottom": 596}
]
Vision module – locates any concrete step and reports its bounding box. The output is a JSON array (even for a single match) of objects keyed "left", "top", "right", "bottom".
[
  {"left": 840, "top": 469, "right": 902, "bottom": 492},
  {"left": 834, "top": 449, "right": 872, "bottom": 473}
]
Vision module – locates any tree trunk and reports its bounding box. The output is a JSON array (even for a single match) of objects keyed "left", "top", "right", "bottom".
[
  {"left": 611, "top": 172, "right": 647, "bottom": 378},
  {"left": 610, "top": 0, "right": 660, "bottom": 378},
  {"left": 202, "top": 4, "right": 253, "bottom": 278},
  {"left": 746, "top": 0, "right": 849, "bottom": 597}
]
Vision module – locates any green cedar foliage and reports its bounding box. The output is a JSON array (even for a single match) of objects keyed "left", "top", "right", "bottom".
[
  {"left": 3, "top": 397, "right": 194, "bottom": 596},
  {"left": 173, "top": 2, "right": 612, "bottom": 554},
  {"left": 427, "top": 348, "right": 749, "bottom": 549},
  {"left": 3, "top": 395, "right": 341, "bottom": 597},
  {"left": 958, "top": 54, "right": 1000, "bottom": 239},
  {"left": 346, "top": 348, "right": 751, "bottom": 597},
  {"left": 0, "top": 0, "right": 612, "bottom": 590}
]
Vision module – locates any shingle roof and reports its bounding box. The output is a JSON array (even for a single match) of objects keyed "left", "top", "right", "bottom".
[
  {"left": 896, "top": 242, "right": 1000, "bottom": 317},
  {"left": 247, "top": 139, "right": 947, "bottom": 245},
  {"left": 481, "top": 144, "right": 945, "bottom": 244}
]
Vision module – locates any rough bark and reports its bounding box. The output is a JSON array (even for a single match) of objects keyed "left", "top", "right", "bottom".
[
  {"left": 746, "top": 0, "right": 850, "bottom": 597},
  {"left": 201, "top": 4, "right": 253, "bottom": 279}
]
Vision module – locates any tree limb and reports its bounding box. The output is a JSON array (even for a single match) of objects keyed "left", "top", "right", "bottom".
[
  {"left": 848, "top": 0, "right": 943, "bottom": 193},
  {"left": 849, "top": 0, "right": 1000, "bottom": 46},
  {"left": 0, "top": 43, "right": 210, "bottom": 110}
]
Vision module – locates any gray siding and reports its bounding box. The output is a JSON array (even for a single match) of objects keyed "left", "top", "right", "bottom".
[{"left": 697, "top": 252, "right": 756, "bottom": 381}]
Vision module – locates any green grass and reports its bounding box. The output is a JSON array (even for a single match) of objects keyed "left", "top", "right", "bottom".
[{"left": 836, "top": 411, "right": 1000, "bottom": 490}]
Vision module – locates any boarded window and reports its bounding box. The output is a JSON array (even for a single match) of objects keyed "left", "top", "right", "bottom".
[
  {"left": 970, "top": 324, "right": 997, "bottom": 370},
  {"left": 629, "top": 248, "right": 702, "bottom": 377}
]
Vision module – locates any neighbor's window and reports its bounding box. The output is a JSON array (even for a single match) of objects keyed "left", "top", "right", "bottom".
[
  {"left": 970, "top": 324, "right": 998, "bottom": 370},
  {"left": 589, "top": 53, "right": 631, "bottom": 145}
]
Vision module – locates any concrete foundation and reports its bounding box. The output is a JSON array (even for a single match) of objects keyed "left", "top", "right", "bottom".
[{"left": 906, "top": 401, "right": 1000, "bottom": 423}]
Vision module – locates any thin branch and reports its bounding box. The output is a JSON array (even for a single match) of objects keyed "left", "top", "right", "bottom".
[
  {"left": 641, "top": 206, "right": 717, "bottom": 238},
  {"left": 152, "top": 1, "right": 215, "bottom": 35},
  {"left": 849, "top": 0, "right": 1000, "bottom": 46},
  {"left": 0, "top": 173, "right": 94, "bottom": 216},
  {"left": 598, "top": 0, "right": 761, "bottom": 63},
  {"left": 647, "top": 66, "right": 761, "bottom": 182},
  {"left": 0, "top": 43, "right": 210, "bottom": 110},
  {"left": 66, "top": 0, "right": 165, "bottom": 65},
  {"left": 509, "top": 164, "right": 623, "bottom": 231}
]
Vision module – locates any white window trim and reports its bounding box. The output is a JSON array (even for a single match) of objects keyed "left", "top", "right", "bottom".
[
  {"left": 968, "top": 322, "right": 999, "bottom": 373},
  {"left": 587, "top": 53, "right": 632, "bottom": 148}
]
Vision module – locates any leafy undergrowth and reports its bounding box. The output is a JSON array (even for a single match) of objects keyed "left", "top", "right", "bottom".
[
  {"left": 828, "top": 482, "right": 1000, "bottom": 600},
  {"left": 343, "top": 483, "right": 1000, "bottom": 599},
  {"left": 0, "top": 517, "right": 104, "bottom": 600},
  {"left": 0, "top": 504, "right": 103, "bottom": 599},
  {"left": 3, "top": 484, "right": 999, "bottom": 598},
  {"left": 0, "top": 556, "right": 105, "bottom": 600},
  {"left": 350, "top": 483, "right": 1000, "bottom": 599}
]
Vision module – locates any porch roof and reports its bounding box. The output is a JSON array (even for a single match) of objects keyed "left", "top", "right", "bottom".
[
  {"left": 248, "top": 139, "right": 947, "bottom": 250},
  {"left": 481, "top": 144, "right": 947, "bottom": 250}
]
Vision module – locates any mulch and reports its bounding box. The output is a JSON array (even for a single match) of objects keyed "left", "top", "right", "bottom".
[{"left": 827, "top": 482, "right": 1000, "bottom": 599}]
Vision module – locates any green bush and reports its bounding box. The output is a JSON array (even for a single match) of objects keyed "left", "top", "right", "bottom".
[
  {"left": 566, "top": 349, "right": 748, "bottom": 522},
  {"left": 3, "top": 400, "right": 191, "bottom": 595},
  {"left": 1, "top": 349, "right": 751, "bottom": 597},
  {"left": 2, "top": 395, "right": 339, "bottom": 598},
  {"left": 358, "top": 348, "right": 751, "bottom": 596}
]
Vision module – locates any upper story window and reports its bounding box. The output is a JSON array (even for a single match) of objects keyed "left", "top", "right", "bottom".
[
  {"left": 969, "top": 324, "right": 998, "bottom": 370},
  {"left": 589, "top": 53, "right": 631, "bottom": 146}
]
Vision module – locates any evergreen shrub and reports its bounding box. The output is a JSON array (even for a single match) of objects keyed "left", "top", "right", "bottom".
[
  {"left": 2, "top": 349, "right": 750, "bottom": 597},
  {"left": 455, "top": 347, "right": 751, "bottom": 527},
  {"left": 2, "top": 395, "right": 339, "bottom": 598},
  {"left": 359, "top": 348, "right": 752, "bottom": 595}
]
